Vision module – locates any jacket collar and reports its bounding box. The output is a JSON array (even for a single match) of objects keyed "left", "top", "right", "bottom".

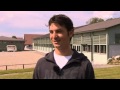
[
  {"left": 45, "top": 49, "right": 87, "bottom": 64},
  {"left": 45, "top": 50, "right": 55, "bottom": 63}
]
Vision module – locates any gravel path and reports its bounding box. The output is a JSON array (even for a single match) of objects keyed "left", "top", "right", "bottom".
[
  {"left": 1, "top": 51, "right": 120, "bottom": 70},
  {"left": 0, "top": 51, "right": 45, "bottom": 70}
]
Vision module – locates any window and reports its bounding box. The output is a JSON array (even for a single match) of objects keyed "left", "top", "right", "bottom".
[
  {"left": 82, "top": 45, "right": 87, "bottom": 51},
  {"left": 94, "top": 45, "right": 99, "bottom": 53},
  {"left": 115, "top": 34, "right": 120, "bottom": 44},
  {"left": 88, "top": 45, "right": 91, "bottom": 52},
  {"left": 100, "top": 45, "right": 106, "bottom": 53}
]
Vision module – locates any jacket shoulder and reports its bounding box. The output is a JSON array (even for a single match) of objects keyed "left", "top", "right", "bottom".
[
  {"left": 77, "top": 53, "right": 92, "bottom": 65},
  {"left": 36, "top": 52, "right": 51, "bottom": 65},
  {"left": 35, "top": 57, "right": 45, "bottom": 66}
]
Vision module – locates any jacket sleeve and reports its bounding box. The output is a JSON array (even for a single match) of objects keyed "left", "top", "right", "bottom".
[
  {"left": 85, "top": 62, "right": 95, "bottom": 79},
  {"left": 33, "top": 62, "right": 39, "bottom": 79},
  {"left": 33, "top": 59, "right": 42, "bottom": 79}
]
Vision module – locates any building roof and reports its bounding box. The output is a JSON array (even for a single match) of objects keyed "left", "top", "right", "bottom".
[
  {"left": 34, "top": 33, "right": 50, "bottom": 39},
  {"left": 24, "top": 34, "right": 44, "bottom": 45},
  {"left": 0, "top": 36, "right": 24, "bottom": 41},
  {"left": 74, "top": 18, "right": 120, "bottom": 33},
  {"left": 33, "top": 18, "right": 120, "bottom": 39}
]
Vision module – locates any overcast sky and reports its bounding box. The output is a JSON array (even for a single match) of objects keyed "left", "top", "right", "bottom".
[{"left": 0, "top": 11, "right": 120, "bottom": 38}]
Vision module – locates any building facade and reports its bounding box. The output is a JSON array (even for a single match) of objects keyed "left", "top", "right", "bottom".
[
  {"left": 0, "top": 36, "right": 24, "bottom": 51},
  {"left": 24, "top": 34, "right": 43, "bottom": 50},
  {"left": 33, "top": 18, "right": 120, "bottom": 64}
]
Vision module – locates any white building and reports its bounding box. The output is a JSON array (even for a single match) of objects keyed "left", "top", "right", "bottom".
[{"left": 33, "top": 18, "right": 120, "bottom": 64}]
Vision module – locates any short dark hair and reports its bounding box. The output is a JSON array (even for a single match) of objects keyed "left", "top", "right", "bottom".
[{"left": 48, "top": 14, "right": 74, "bottom": 32}]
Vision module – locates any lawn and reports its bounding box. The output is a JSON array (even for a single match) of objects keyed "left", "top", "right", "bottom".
[
  {"left": 94, "top": 66, "right": 120, "bottom": 79},
  {"left": 0, "top": 66, "right": 120, "bottom": 79},
  {"left": 0, "top": 68, "right": 34, "bottom": 79}
]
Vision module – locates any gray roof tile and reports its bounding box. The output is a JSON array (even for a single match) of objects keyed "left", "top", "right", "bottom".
[{"left": 75, "top": 18, "right": 120, "bottom": 33}]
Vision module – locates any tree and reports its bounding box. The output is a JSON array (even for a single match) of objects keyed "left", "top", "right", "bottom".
[
  {"left": 12, "top": 36, "right": 17, "bottom": 39},
  {"left": 106, "top": 18, "right": 115, "bottom": 21},
  {"left": 86, "top": 17, "right": 104, "bottom": 25}
]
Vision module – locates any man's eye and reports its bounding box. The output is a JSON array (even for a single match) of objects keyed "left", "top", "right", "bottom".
[{"left": 49, "top": 31, "right": 53, "bottom": 34}]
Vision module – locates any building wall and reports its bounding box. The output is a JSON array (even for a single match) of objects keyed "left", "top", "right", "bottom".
[
  {"left": 33, "top": 37, "right": 54, "bottom": 53},
  {"left": 83, "top": 52, "right": 107, "bottom": 64},
  {"left": 0, "top": 41, "right": 24, "bottom": 51},
  {"left": 108, "top": 25, "right": 120, "bottom": 58},
  {"left": 109, "top": 45, "right": 120, "bottom": 58},
  {"left": 72, "top": 30, "right": 108, "bottom": 64},
  {"left": 33, "top": 30, "right": 108, "bottom": 64},
  {"left": 108, "top": 25, "right": 120, "bottom": 45},
  {"left": 33, "top": 31, "right": 108, "bottom": 64},
  {"left": 33, "top": 24, "right": 120, "bottom": 65},
  {"left": 14, "top": 41, "right": 24, "bottom": 51},
  {"left": 93, "top": 53, "right": 107, "bottom": 64}
]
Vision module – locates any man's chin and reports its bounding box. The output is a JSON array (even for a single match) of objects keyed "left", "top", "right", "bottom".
[
  {"left": 54, "top": 46, "right": 59, "bottom": 48},
  {"left": 54, "top": 45, "right": 61, "bottom": 49}
]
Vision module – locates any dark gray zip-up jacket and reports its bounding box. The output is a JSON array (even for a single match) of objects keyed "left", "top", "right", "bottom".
[{"left": 33, "top": 49, "right": 95, "bottom": 79}]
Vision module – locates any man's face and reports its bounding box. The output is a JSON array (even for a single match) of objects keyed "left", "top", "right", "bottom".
[{"left": 49, "top": 23, "right": 73, "bottom": 49}]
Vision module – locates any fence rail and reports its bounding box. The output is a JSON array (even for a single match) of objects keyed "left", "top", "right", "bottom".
[{"left": 0, "top": 63, "right": 36, "bottom": 70}]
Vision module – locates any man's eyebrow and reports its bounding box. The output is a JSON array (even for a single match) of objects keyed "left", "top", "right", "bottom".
[
  {"left": 57, "top": 29, "right": 62, "bottom": 31},
  {"left": 49, "top": 29, "right": 62, "bottom": 31}
]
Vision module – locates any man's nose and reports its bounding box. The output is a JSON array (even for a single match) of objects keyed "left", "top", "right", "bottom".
[{"left": 53, "top": 32, "right": 58, "bottom": 38}]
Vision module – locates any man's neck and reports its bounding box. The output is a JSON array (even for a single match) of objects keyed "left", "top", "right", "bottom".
[{"left": 54, "top": 47, "right": 73, "bottom": 56}]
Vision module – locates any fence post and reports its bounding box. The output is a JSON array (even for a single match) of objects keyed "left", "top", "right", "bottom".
[
  {"left": 0, "top": 63, "right": 36, "bottom": 70},
  {"left": 6, "top": 65, "right": 7, "bottom": 70},
  {"left": 23, "top": 64, "right": 24, "bottom": 69}
]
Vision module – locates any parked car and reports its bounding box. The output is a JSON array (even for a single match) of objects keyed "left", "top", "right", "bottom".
[{"left": 6, "top": 45, "right": 17, "bottom": 52}]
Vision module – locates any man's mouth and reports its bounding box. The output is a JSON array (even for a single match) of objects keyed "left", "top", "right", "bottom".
[
  {"left": 54, "top": 41, "right": 58, "bottom": 43},
  {"left": 53, "top": 40, "right": 59, "bottom": 44}
]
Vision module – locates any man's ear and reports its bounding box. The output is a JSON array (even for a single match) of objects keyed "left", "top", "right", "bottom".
[{"left": 69, "top": 29, "right": 74, "bottom": 37}]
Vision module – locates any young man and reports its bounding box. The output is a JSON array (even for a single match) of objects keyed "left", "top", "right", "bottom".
[{"left": 33, "top": 14, "right": 95, "bottom": 79}]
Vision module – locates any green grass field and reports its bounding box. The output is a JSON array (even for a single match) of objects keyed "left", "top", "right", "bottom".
[
  {"left": 0, "top": 68, "right": 34, "bottom": 79},
  {"left": 0, "top": 66, "right": 120, "bottom": 79},
  {"left": 94, "top": 66, "right": 120, "bottom": 79}
]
